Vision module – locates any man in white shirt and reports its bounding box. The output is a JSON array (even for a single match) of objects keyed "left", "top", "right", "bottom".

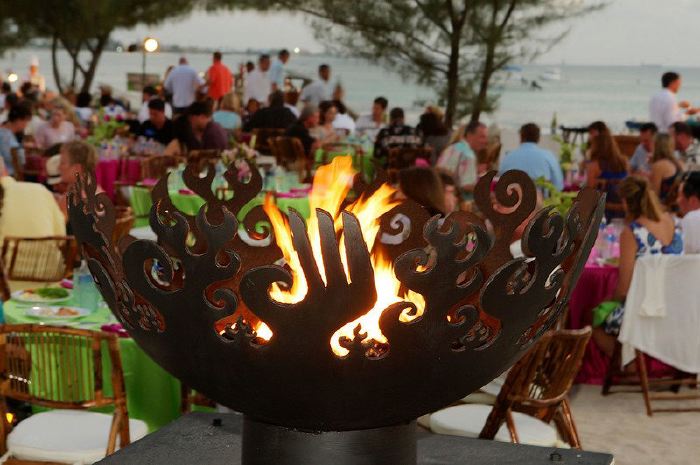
[
  {"left": 244, "top": 54, "right": 272, "bottom": 106},
  {"left": 164, "top": 57, "right": 205, "bottom": 114},
  {"left": 649, "top": 72, "right": 697, "bottom": 133},
  {"left": 355, "top": 96, "right": 388, "bottom": 140},
  {"left": 269, "top": 49, "right": 290, "bottom": 92},
  {"left": 299, "top": 64, "right": 333, "bottom": 106},
  {"left": 137, "top": 86, "right": 172, "bottom": 123},
  {"left": 678, "top": 171, "right": 700, "bottom": 254}
]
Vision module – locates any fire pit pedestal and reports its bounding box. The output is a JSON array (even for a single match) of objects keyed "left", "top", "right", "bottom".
[
  {"left": 97, "top": 412, "right": 614, "bottom": 465},
  {"left": 242, "top": 417, "right": 416, "bottom": 465}
]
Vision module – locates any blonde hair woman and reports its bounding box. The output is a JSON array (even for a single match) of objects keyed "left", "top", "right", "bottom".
[
  {"left": 593, "top": 176, "right": 683, "bottom": 358},
  {"left": 649, "top": 133, "right": 683, "bottom": 202}
]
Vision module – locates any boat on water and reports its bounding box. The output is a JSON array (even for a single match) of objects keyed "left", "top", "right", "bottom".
[{"left": 540, "top": 68, "right": 562, "bottom": 81}]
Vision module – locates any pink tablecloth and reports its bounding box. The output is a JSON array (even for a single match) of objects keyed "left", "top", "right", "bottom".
[
  {"left": 568, "top": 263, "right": 675, "bottom": 384},
  {"left": 95, "top": 158, "right": 142, "bottom": 201},
  {"left": 568, "top": 264, "right": 619, "bottom": 384}
]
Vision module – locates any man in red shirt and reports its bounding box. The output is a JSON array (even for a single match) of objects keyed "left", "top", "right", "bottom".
[{"left": 206, "top": 51, "right": 233, "bottom": 109}]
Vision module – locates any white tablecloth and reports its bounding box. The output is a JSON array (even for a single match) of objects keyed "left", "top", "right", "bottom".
[{"left": 620, "top": 255, "right": 700, "bottom": 372}]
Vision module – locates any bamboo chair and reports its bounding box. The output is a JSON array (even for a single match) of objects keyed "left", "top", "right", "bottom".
[
  {"left": 271, "top": 136, "right": 311, "bottom": 182},
  {"left": 187, "top": 150, "right": 219, "bottom": 172},
  {"left": 430, "top": 328, "right": 591, "bottom": 449},
  {"left": 112, "top": 207, "right": 135, "bottom": 250},
  {"left": 1, "top": 237, "right": 77, "bottom": 285},
  {"left": 602, "top": 342, "right": 699, "bottom": 417},
  {"left": 251, "top": 128, "right": 286, "bottom": 155},
  {"left": 0, "top": 325, "right": 147, "bottom": 463},
  {"left": 180, "top": 385, "right": 216, "bottom": 414},
  {"left": 479, "top": 328, "right": 592, "bottom": 448},
  {"left": 141, "top": 155, "right": 181, "bottom": 181}
]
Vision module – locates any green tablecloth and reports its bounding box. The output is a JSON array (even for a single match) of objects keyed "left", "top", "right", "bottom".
[
  {"left": 130, "top": 187, "right": 311, "bottom": 228},
  {"left": 3, "top": 300, "right": 181, "bottom": 431}
]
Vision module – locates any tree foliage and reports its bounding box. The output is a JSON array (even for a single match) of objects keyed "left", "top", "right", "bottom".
[
  {"left": 213, "top": 0, "right": 603, "bottom": 125},
  {"left": 3, "top": 0, "right": 196, "bottom": 93}
]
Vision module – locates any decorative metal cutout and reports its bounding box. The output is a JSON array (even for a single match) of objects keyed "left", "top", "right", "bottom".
[{"left": 68, "top": 162, "right": 604, "bottom": 432}]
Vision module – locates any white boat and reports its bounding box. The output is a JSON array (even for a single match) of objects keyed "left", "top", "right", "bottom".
[{"left": 540, "top": 68, "right": 562, "bottom": 81}]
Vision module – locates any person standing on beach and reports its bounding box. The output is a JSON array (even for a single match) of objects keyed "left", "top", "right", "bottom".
[
  {"left": 206, "top": 51, "right": 233, "bottom": 110},
  {"left": 269, "top": 49, "right": 290, "bottom": 93},
  {"left": 300, "top": 64, "right": 333, "bottom": 107},
  {"left": 244, "top": 54, "right": 272, "bottom": 107},
  {"left": 649, "top": 72, "right": 697, "bottom": 132},
  {"left": 164, "top": 57, "right": 205, "bottom": 115}
]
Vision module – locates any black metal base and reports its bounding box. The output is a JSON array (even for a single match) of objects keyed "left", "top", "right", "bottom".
[
  {"left": 98, "top": 412, "right": 614, "bottom": 465},
  {"left": 242, "top": 416, "right": 417, "bottom": 465}
]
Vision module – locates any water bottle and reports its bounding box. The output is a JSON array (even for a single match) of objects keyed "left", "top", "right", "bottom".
[
  {"left": 273, "top": 166, "right": 286, "bottom": 193},
  {"left": 594, "top": 218, "right": 607, "bottom": 253},
  {"left": 74, "top": 260, "right": 99, "bottom": 311}
]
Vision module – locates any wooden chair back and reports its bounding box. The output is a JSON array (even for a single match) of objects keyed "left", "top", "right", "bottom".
[
  {"left": 613, "top": 135, "right": 640, "bottom": 159},
  {"left": 187, "top": 150, "right": 220, "bottom": 172},
  {"left": 180, "top": 385, "right": 216, "bottom": 414},
  {"left": 141, "top": 155, "right": 181, "bottom": 181},
  {"left": 271, "top": 136, "right": 310, "bottom": 181},
  {"left": 9, "top": 148, "right": 23, "bottom": 182},
  {"left": 252, "top": 128, "right": 286, "bottom": 155},
  {"left": 112, "top": 207, "right": 135, "bottom": 248},
  {"left": 1, "top": 236, "right": 77, "bottom": 283},
  {"left": 0, "top": 325, "right": 131, "bottom": 456},
  {"left": 480, "top": 327, "right": 592, "bottom": 448}
]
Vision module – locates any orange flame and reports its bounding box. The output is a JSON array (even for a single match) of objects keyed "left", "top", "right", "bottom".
[{"left": 262, "top": 157, "right": 425, "bottom": 356}]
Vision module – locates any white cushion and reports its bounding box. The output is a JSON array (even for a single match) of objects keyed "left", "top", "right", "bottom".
[
  {"left": 7, "top": 410, "right": 148, "bottom": 464},
  {"left": 460, "top": 391, "right": 497, "bottom": 405},
  {"left": 417, "top": 414, "right": 431, "bottom": 429},
  {"left": 429, "top": 404, "right": 558, "bottom": 447}
]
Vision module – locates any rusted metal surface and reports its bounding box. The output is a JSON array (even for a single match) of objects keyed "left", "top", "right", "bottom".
[{"left": 68, "top": 164, "right": 604, "bottom": 432}]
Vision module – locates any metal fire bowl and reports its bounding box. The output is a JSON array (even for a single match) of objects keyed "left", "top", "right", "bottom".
[{"left": 68, "top": 165, "right": 604, "bottom": 432}]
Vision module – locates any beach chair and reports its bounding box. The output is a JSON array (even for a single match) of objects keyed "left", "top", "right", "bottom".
[
  {"left": 603, "top": 255, "right": 700, "bottom": 416},
  {"left": 1, "top": 237, "right": 77, "bottom": 286},
  {"left": 429, "top": 328, "right": 592, "bottom": 449},
  {"left": 0, "top": 325, "right": 148, "bottom": 462}
]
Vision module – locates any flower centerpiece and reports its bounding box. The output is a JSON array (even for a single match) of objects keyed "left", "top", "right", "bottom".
[
  {"left": 87, "top": 109, "right": 128, "bottom": 146},
  {"left": 222, "top": 140, "right": 259, "bottom": 181}
]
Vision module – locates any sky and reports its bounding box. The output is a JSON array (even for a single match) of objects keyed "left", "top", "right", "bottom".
[{"left": 112, "top": 0, "right": 700, "bottom": 67}]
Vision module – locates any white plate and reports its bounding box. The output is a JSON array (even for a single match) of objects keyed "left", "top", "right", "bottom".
[
  {"left": 12, "top": 289, "right": 72, "bottom": 305},
  {"left": 25, "top": 306, "right": 91, "bottom": 320}
]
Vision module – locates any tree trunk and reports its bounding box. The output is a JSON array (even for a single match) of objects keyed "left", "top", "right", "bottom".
[
  {"left": 50, "top": 35, "right": 64, "bottom": 95},
  {"left": 444, "top": 20, "right": 463, "bottom": 127},
  {"left": 80, "top": 34, "right": 109, "bottom": 94},
  {"left": 471, "top": 41, "right": 496, "bottom": 123}
]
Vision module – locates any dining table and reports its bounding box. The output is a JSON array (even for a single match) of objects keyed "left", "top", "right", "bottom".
[
  {"left": 3, "top": 298, "right": 182, "bottom": 432},
  {"left": 567, "top": 262, "right": 619, "bottom": 384}
]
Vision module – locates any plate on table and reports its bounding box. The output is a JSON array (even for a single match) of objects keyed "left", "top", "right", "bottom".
[
  {"left": 25, "top": 306, "right": 91, "bottom": 320},
  {"left": 12, "top": 287, "right": 72, "bottom": 305}
]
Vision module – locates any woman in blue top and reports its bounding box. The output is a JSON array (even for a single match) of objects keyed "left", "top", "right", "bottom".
[
  {"left": 586, "top": 122, "right": 629, "bottom": 220},
  {"left": 593, "top": 176, "right": 683, "bottom": 358}
]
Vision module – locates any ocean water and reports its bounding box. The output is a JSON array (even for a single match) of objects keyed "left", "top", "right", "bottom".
[{"left": 3, "top": 47, "right": 700, "bottom": 131}]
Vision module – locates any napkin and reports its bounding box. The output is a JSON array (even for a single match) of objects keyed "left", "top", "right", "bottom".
[{"left": 639, "top": 255, "right": 666, "bottom": 317}]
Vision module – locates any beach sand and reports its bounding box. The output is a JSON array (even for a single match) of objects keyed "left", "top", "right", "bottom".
[{"left": 570, "top": 384, "right": 700, "bottom": 465}]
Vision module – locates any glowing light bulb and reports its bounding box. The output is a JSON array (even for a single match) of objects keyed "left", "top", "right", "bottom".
[
  {"left": 7, "top": 73, "right": 18, "bottom": 83},
  {"left": 143, "top": 37, "right": 159, "bottom": 53},
  {"left": 293, "top": 47, "right": 301, "bottom": 54}
]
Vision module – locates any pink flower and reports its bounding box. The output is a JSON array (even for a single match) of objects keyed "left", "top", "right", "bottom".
[
  {"left": 115, "top": 114, "right": 123, "bottom": 122},
  {"left": 103, "top": 115, "right": 111, "bottom": 122}
]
